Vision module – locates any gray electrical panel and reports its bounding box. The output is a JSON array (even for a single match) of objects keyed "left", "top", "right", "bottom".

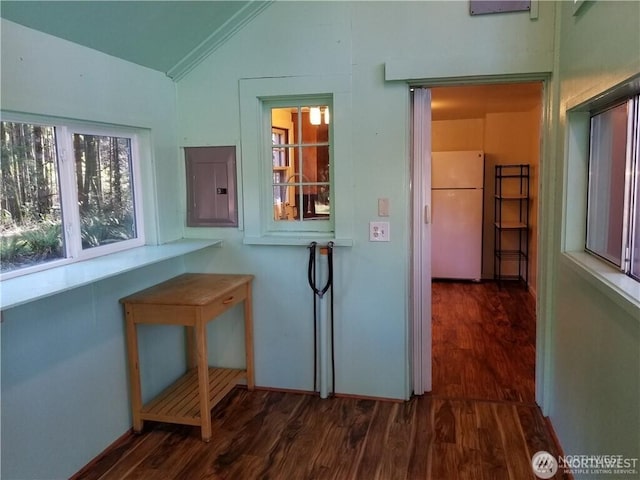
[
  {"left": 185, "top": 146, "right": 238, "bottom": 227},
  {"left": 469, "top": 0, "right": 530, "bottom": 15}
]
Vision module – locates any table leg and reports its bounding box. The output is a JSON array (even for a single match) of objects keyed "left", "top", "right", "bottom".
[
  {"left": 124, "top": 306, "right": 143, "bottom": 433},
  {"left": 195, "top": 315, "right": 211, "bottom": 442},
  {"left": 185, "top": 326, "right": 196, "bottom": 370},
  {"left": 244, "top": 283, "right": 255, "bottom": 390}
]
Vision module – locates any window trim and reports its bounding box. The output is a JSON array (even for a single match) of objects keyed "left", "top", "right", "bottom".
[
  {"left": 1, "top": 112, "right": 146, "bottom": 280},
  {"left": 239, "top": 74, "right": 354, "bottom": 246},
  {"left": 627, "top": 95, "right": 640, "bottom": 281}
]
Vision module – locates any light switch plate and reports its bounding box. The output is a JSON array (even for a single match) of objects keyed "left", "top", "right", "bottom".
[
  {"left": 369, "top": 221, "right": 390, "bottom": 242},
  {"left": 378, "top": 198, "right": 389, "bottom": 216}
]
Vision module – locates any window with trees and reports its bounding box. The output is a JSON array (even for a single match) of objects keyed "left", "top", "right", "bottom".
[{"left": 1, "top": 119, "right": 144, "bottom": 278}]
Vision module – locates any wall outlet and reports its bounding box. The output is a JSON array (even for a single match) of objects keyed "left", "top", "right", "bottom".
[{"left": 369, "top": 221, "right": 390, "bottom": 242}]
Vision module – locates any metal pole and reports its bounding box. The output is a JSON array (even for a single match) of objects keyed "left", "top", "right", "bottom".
[{"left": 318, "top": 246, "right": 330, "bottom": 399}]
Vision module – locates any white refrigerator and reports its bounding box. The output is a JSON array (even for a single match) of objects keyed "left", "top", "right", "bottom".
[{"left": 431, "top": 151, "right": 484, "bottom": 280}]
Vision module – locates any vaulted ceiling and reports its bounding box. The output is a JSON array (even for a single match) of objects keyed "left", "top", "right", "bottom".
[
  {"left": 1, "top": 1, "right": 543, "bottom": 118},
  {"left": 0, "top": 1, "right": 271, "bottom": 80}
]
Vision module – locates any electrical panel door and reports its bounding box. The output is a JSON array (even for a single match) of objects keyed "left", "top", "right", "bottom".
[{"left": 185, "top": 146, "right": 238, "bottom": 227}]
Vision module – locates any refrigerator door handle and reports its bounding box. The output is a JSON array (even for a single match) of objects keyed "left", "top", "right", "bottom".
[{"left": 424, "top": 204, "right": 431, "bottom": 224}]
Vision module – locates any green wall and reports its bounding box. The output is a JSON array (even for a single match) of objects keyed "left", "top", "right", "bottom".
[
  {"left": 0, "top": 18, "right": 183, "bottom": 244},
  {"left": 548, "top": 1, "right": 640, "bottom": 471},
  {"left": 4, "top": 1, "right": 638, "bottom": 478},
  {"left": 0, "top": 19, "right": 192, "bottom": 479},
  {"left": 177, "top": 0, "right": 555, "bottom": 399}
]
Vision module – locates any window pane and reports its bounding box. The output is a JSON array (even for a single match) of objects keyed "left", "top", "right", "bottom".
[
  {"left": 315, "top": 183, "right": 330, "bottom": 218},
  {"left": 73, "top": 134, "right": 137, "bottom": 250},
  {"left": 301, "top": 145, "right": 330, "bottom": 220},
  {"left": 0, "top": 122, "right": 64, "bottom": 273},
  {"left": 272, "top": 108, "right": 296, "bottom": 143},
  {"left": 273, "top": 169, "right": 288, "bottom": 220},
  {"left": 300, "top": 145, "right": 330, "bottom": 183},
  {"left": 272, "top": 127, "right": 289, "bottom": 167},
  {"left": 586, "top": 103, "right": 628, "bottom": 266}
]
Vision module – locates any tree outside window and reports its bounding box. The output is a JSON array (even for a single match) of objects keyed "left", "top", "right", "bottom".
[{"left": 0, "top": 120, "right": 142, "bottom": 277}]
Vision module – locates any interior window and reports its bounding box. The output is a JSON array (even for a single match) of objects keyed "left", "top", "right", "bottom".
[
  {"left": 271, "top": 104, "right": 331, "bottom": 226},
  {"left": 239, "top": 76, "right": 351, "bottom": 244}
]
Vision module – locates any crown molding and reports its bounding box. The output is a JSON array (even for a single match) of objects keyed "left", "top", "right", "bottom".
[{"left": 167, "top": 0, "right": 273, "bottom": 81}]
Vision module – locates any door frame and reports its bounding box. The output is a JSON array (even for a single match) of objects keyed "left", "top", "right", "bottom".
[{"left": 409, "top": 75, "right": 554, "bottom": 412}]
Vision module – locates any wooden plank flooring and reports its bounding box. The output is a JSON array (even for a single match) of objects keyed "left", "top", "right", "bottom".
[
  {"left": 74, "top": 281, "right": 565, "bottom": 480},
  {"left": 73, "top": 390, "right": 568, "bottom": 480},
  {"left": 432, "top": 280, "right": 536, "bottom": 403}
]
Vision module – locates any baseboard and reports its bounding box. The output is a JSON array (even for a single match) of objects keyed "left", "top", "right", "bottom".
[
  {"left": 252, "top": 385, "right": 316, "bottom": 396},
  {"left": 334, "top": 391, "right": 404, "bottom": 403},
  {"left": 544, "top": 415, "right": 575, "bottom": 480},
  {"left": 253, "top": 385, "right": 404, "bottom": 403}
]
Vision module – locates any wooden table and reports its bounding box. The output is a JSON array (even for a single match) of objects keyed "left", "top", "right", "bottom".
[{"left": 120, "top": 273, "right": 254, "bottom": 441}]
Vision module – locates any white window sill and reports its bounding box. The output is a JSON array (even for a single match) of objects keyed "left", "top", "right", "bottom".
[
  {"left": 561, "top": 251, "right": 640, "bottom": 318},
  {"left": 243, "top": 235, "right": 354, "bottom": 247},
  {"left": 0, "top": 239, "right": 221, "bottom": 311}
]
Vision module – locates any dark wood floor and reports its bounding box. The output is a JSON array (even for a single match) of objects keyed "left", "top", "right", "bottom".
[
  {"left": 74, "top": 281, "right": 565, "bottom": 480},
  {"left": 432, "top": 280, "right": 536, "bottom": 403}
]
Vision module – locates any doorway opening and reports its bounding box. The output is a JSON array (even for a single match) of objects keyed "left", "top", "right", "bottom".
[{"left": 411, "top": 80, "right": 544, "bottom": 404}]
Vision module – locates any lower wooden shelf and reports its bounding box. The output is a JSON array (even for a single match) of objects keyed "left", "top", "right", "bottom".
[
  {"left": 495, "top": 249, "right": 528, "bottom": 260},
  {"left": 140, "top": 367, "right": 246, "bottom": 426}
]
